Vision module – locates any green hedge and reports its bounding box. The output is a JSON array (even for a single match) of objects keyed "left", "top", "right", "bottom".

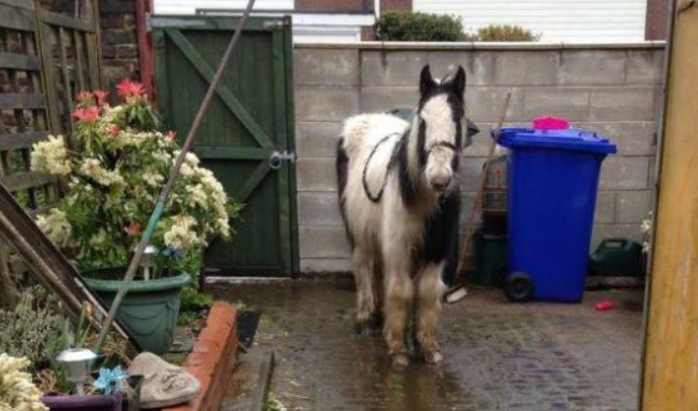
[
  {"left": 374, "top": 13, "right": 540, "bottom": 42},
  {"left": 375, "top": 12, "right": 464, "bottom": 42},
  {"left": 474, "top": 25, "right": 541, "bottom": 42}
]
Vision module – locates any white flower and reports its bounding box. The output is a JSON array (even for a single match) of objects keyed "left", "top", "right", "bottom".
[
  {"left": 89, "top": 229, "right": 107, "bottom": 246},
  {"left": 174, "top": 150, "right": 200, "bottom": 167},
  {"left": 163, "top": 216, "right": 201, "bottom": 251},
  {"left": 80, "top": 158, "right": 125, "bottom": 186},
  {"left": 100, "top": 105, "right": 124, "bottom": 123},
  {"left": 217, "top": 217, "right": 230, "bottom": 238},
  {"left": 143, "top": 171, "right": 165, "bottom": 188},
  {"left": 178, "top": 162, "right": 195, "bottom": 178},
  {"left": 36, "top": 209, "right": 73, "bottom": 248},
  {"left": 186, "top": 184, "right": 208, "bottom": 208},
  {"left": 30, "top": 135, "right": 71, "bottom": 176},
  {"left": 0, "top": 354, "right": 48, "bottom": 411},
  {"left": 152, "top": 149, "right": 172, "bottom": 164}
]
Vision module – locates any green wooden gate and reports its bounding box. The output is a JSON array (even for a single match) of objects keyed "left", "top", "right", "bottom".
[{"left": 151, "top": 16, "right": 297, "bottom": 276}]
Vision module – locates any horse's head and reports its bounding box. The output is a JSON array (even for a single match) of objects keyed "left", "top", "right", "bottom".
[{"left": 415, "top": 65, "right": 466, "bottom": 195}]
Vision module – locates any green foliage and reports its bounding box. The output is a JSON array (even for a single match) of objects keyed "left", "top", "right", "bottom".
[
  {"left": 264, "top": 395, "right": 288, "bottom": 411},
  {"left": 473, "top": 24, "right": 541, "bottom": 42},
  {"left": 0, "top": 287, "right": 68, "bottom": 375},
  {"left": 181, "top": 287, "right": 214, "bottom": 311},
  {"left": 375, "top": 12, "right": 464, "bottom": 41}
]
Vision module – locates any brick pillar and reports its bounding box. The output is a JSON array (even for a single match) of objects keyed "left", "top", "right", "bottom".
[
  {"left": 380, "top": 0, "right": 412, "bottom": 12},
  {"left": 645, "top": 0, "right": 670, "bottom": 40}
]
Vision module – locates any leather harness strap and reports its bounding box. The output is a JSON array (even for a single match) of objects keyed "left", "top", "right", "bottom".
[{"left": 362, "top": 133, "right": 461, "bottom": 204}]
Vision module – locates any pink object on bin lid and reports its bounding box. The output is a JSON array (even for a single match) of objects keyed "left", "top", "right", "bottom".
[{"left": 533, "top": 116, "right": 569, "bottom": 130}]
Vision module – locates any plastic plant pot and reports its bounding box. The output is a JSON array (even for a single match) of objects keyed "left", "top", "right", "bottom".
[{"left": 82, "top": 268, "right": 190, "bottom": 354}]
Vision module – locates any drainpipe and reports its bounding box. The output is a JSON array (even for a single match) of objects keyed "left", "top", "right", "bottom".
[
  {"left": 374, "top": 0, "right": 380, "bottom": 18},
  {"left": 135, "top": 0, "right": 156, "bottom": 104}
]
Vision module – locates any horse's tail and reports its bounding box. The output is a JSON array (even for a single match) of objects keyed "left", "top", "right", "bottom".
[{"left": 336, "top": 136, "right": 354, "bottom": 249}]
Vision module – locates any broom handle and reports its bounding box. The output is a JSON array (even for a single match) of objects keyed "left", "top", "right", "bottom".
[
  {"left": 456, "top": 92, "right": 511, "bottom": 274},
  {"left": 94, "top": 0, "right": 258, "bottom": 353}
]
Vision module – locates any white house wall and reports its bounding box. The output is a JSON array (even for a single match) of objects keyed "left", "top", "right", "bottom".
[{"left": 413, "top": 0, "right": 648, "bottom": 43}]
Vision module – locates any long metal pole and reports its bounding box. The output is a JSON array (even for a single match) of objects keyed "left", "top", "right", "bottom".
[{"left": 95, "top": 0, "right": 257, "bottom": 352}]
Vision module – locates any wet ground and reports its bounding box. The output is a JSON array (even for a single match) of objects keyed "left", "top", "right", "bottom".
[{"left": 210, "top": 279, "right": 644, "bottom": 411}]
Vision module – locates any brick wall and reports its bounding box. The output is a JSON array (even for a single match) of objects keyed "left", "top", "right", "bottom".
[
  {"left": 645, "top": 0, "right": 670, "bottom": 40},
  {"left": 295, "top": 0, "right": 370, "bottom": 12},
  {"left": 381, "top": 0, "right": 412, "bottom": 12},
  {"left": 100, "top": 0, "right": 140, "bottom": 89},
  {"left": 293, "top": 43, "right": 665, "bottom": 273}
]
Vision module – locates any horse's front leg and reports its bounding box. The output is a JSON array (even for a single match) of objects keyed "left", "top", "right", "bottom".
[
  {"left": 416, "top": 261, "right": 447, "bottom": 364},
  {"left": 382, "top": 240, "right": 414, "bottom": 367}
]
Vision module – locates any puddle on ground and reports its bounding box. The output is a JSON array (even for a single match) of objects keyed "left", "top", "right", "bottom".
[{"left": 212, "top": 280, "right": 643, "bottom": 411}]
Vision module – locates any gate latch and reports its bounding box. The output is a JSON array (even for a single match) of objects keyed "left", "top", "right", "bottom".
[{"left": 269, "top": 150, "right": 296, "bottom": 170}]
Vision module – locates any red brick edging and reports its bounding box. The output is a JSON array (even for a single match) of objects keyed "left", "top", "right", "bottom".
[{"left": 164, "top": 301, "right": 239, "bottom": 411}]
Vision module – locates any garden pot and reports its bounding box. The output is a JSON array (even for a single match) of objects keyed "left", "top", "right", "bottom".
[{"left": 82, "top": 268, "right": 190, "bottom": 355}]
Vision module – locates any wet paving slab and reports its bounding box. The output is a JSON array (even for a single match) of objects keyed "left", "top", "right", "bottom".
[{"left": 210, "top": 279, "right": 643, "bottom": 411}]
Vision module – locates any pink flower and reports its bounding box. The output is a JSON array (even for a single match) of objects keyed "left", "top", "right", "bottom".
[
  {"left": 72, "top": 106, "right": 100, "bottom": 122},
  {"left": 107, "top": 124, "right": 120, "bottom": 138},
  {"left": 76, "top": 90, "right": 94, "bottom": 104},
  {"left": 167, "top": 130, "right": 177, "bottom": 141},
  {"left": 124, "top": 222, "right": 142, "bottom": 236},
  {"left": 117, "top": 79, "right": 145, "bottom": 100},
  {"left": 94, "top": 90, "right": 108, "bottom": 107}
]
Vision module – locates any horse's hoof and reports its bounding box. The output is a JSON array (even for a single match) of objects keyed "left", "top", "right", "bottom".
[
  {"left": 424, "top": 351, "right": 444, "bottom": 364},
  {"left": 354, "top": 321, "right": 372, "bottom": 336},
  {"left": 368, "top": 312, "right": 384, "bottom": 330},
  {"left": 391, "top": 353, "right": 410, "bottom": 368}
]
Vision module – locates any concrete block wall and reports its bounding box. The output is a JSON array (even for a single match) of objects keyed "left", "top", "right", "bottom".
[{"left": 294, "top": 42, "right": 665, "bottom": 273}]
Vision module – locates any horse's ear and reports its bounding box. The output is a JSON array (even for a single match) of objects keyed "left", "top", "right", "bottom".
[
  {"left": 419, "top": 65, "right": 436, "bottom": 97},
  {"left": 448, "top": 66, "right": 466, "bottom": 99}
]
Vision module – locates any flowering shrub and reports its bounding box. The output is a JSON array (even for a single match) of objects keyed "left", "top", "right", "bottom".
[
  {"left": 31, "top": 80, "right": 241, "bottom": 278},
  {"left": 0, "top": 354, "right": 48, "bottom": 411}
]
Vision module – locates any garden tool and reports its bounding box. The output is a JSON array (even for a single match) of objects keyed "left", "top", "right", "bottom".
[{"left": 444, "top": 92, "right": 512, "bottom": 304}]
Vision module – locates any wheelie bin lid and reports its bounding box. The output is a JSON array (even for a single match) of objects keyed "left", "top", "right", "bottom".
[{"left": 497, "top": 116, "right": 617, "bottom": 155}]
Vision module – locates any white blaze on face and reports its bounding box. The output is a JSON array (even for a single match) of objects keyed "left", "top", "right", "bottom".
[{"left": 420, "top": 94, "right": 457, "bottom": 192}]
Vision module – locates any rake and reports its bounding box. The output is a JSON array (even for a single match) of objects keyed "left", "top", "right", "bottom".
[{"left": 445, "top": 92, "right": 511, "bottom": 304}]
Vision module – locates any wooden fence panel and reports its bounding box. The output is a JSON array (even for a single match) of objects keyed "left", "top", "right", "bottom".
[
  {"left": 0, "top": 0, "right": 101, "bottom": 305},
  {"left": 37, "top": 0, "right": 101, "bottom": 134}
]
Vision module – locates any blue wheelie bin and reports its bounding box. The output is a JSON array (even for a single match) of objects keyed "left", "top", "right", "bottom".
[{"left": 497, "top": 117, "right": 616, "bottom": 302}]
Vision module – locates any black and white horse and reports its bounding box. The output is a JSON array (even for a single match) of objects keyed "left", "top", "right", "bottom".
[{"left": 336, "top": 65, "right": 465, "bottom": 366}]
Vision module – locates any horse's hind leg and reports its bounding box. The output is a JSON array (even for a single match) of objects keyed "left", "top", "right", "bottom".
[
  {"left": 416, "top": 262, "right": 447, "bottom": 364},
  {"left": 352, "top": 247, "right": 377, "bottom": 335}
]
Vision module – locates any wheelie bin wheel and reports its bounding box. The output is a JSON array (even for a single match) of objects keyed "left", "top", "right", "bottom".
[{"left": 504, "top": 272, "right": 533, "bottom": 302}]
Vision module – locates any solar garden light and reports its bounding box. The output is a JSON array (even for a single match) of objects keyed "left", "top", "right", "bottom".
[
  {"left": 57, "top": 348, "right": 98, "bottom": 395},
  {"left": 133, "top": 244, "right": 158, "bottom": 280}
]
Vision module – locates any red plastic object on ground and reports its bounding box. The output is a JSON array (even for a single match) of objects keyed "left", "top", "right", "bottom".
[
  {"left": 533, "top": 116, "right": 570, "bottom": 130},
  {"left": 595, "top": 301, "right": 615, "bottom": 311}
]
